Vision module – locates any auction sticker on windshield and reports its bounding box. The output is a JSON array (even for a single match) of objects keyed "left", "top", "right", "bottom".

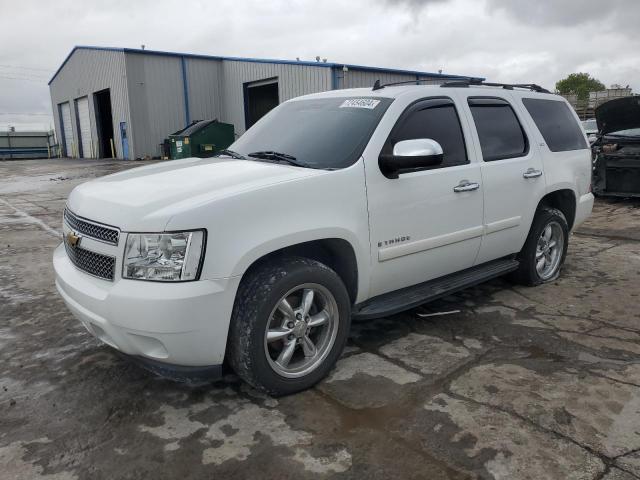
[{"left": 340, "top": 98, "right": 381, "bottom": 109}]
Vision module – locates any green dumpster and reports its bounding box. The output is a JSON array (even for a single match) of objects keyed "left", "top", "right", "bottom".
[{"left": 169, "top": 120, "right": 234, "bottom": 160}]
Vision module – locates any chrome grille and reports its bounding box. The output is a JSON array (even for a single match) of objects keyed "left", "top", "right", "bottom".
[
  {"left": 64, "top": 208, "right": 119, "bottom": 245},
  {"left": 64, "top": 240, "right": 115, "bottom": 281}
]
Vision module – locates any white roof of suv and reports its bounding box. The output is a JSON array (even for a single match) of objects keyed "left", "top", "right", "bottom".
[{"left": 297, "top": 83, "right": 560, "bottom": 102}]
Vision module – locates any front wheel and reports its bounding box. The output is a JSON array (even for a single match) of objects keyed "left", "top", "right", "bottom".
[
  {"left": 512, "top": 206, "right": 569, "bottom": 286},
  {"left": 227, "top": 257, "right": 351, "bottom": 396}
]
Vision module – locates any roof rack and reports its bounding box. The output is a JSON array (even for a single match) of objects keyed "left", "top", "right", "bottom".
[
  {"left": 371, "top": 77, "right": 483, "bottom": 91},
  {"left": 439, "top": 78, "right": 551, "bottom": 93}
]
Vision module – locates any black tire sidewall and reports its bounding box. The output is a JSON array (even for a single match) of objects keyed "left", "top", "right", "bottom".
[
  {"left": 229, "top": 257, "right": 351, "bottom": 396},
  {"left": 519, "top": 207, "right": 569, "bottom": 285}
]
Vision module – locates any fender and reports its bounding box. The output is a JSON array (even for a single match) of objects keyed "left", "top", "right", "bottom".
[{"left": 231, "top": 228, "right": 371, "bottom": 303}]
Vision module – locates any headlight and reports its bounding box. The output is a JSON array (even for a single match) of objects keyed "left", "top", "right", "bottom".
[{"left": 123, "top": 230, "right": 205, "bottom": 282}]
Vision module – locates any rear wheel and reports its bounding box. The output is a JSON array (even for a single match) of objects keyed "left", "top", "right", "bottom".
[
  {"left": 227, "top": 257, "right": 351, "bottom": 396},
  {"left": 512, "top": 206, "right": 569, "bottom": 286}
]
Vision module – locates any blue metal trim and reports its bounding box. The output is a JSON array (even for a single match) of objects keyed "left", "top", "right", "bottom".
[
  {"left": 242, "top": 82, "right": 250, "bottom": 131},
  {"left": 57, "top": 103, "right": 66, "bottom": 156},
  {"left": 180, "top": 56, "right": 191, "bottom": 126},
  {"left": 50, "top": 45, "right": 484, "bottom": 85},
  {"left": 73, "top": 98, "right": 84, "bottom": 158}
]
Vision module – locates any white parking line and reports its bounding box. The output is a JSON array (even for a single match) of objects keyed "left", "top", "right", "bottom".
[{"left": 0, "top": 198, "right": 62, "bottom": 239}]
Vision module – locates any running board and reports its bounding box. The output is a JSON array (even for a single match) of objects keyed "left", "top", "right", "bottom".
[{"left": 353, "top": 258, "right": 519, "bottom": 320}]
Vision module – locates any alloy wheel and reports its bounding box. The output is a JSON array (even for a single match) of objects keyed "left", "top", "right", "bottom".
[
  {"left": 263, "top": 283, "right": 339, "bottom": 378},
  {"left": 535, "top": 221, "right": 564, "bottom": 280}
]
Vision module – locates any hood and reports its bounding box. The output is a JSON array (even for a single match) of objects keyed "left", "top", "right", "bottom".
[
  {"left": 595, "top": 96, "right": 640, "bottom": 135},
  {"left": 67, "top": 157, "right": 323, "bottom": 231}
]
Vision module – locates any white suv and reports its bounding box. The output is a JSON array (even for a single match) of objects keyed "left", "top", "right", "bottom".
[{"left": 53, "top": 80, "right": 594, "bottom": 395}]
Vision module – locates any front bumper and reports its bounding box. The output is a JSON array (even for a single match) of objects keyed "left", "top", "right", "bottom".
[
  {"left": 593, "top": 153, "right": 640, "bottom": 197},
  {"left": 53, "top": 243, "right": 240, "bottom": 368}
]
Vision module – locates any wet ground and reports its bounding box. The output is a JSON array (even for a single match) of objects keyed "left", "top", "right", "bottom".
[{"left": 2, "top": 158, "right": 640, "bottom": 480}]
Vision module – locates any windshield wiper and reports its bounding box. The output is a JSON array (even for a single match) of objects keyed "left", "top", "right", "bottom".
[
  {"left": 248, "top": 151, "right": 311, "bottom": 168},
  {"left": 214, "top": 149, "right": 247, "bottom": 159}
]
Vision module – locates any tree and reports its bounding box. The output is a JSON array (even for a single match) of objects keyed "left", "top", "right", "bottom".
[{"left": 556, "top": 73, "right": 606, "bottom": 101}]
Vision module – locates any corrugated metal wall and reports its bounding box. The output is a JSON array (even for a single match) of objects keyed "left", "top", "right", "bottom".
[
  {"left": 185, "top": 58, "right": 224, "bottom": 124},
  {"left": 50, "top": 48, "right": 457, "bottom": 159},
  {"left": 220, "top": 61, "right": 332, "bottom": 135},
  {"left": 49, "top": 49, "right": 130, "bottom": 159},
  {"left": 125, "top": 53, "right": 188, "bottom": 158}
]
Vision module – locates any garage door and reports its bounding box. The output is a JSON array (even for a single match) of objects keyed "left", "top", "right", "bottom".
[
  {"left": 76, "top": 97, "right": 92, "bottom": 158},
  {"left": 60, "top": 102, "right": 73, "bottom": 157}
]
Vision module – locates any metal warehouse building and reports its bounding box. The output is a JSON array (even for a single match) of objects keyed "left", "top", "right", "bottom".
[{"left": 49, "top": 46, "right": 472, "bottom": 160}]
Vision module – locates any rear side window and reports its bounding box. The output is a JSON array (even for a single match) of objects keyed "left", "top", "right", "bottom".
[
  {"left": 468, "top": 97, "right": 528, "bottom": 161},
  {"left": 386, "top": 97, "right": 468, "bottom": 168},
  {"left": 522, "top": 98, "right": 588, "bottom": 152}
]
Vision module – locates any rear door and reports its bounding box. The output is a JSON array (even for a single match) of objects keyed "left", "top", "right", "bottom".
[
  {"left": 364, "top": 96, "right": 484, "bottom": 297},
  {"left": 59, "top": 102, "right": 73, "bottom": 158},
  {"left": 520, "top": 97, "right": 592, "bottom": 201},
  {"left": 75, "top": 96, "right": 92, "bottom": 158},
  {"left": 459, "top": 93, "right": 546, "bottom": 264}
]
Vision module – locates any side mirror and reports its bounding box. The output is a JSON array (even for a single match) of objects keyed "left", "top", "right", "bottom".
[{"left": 379, "top": 139, "right": 444, "bottom": 178}]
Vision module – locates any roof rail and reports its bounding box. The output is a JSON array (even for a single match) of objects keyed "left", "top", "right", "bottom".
[
  {"left": 371, "top": 76, "right": 483, "bottom": 91},
  {"left": 440, "top": 78, "right": 551, "bottom": 93}
]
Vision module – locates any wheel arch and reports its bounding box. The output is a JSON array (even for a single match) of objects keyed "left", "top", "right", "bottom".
[
  {"left": 538, "top": 188, "right": 577, "bottom": 230},
  {"left": 236, "top": 237, "right": 361, "bottom": 305}
]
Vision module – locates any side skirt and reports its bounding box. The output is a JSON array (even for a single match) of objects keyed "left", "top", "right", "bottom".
[{"left": 353, "top": 257, "right": 519, "bottom": 320}]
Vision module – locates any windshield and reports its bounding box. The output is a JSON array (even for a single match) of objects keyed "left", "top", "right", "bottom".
[
  {"left": 229, "top": 96, "right": 393, "bottom": 169},
  {"left": 582, "top": 119, "right": 597, "bottom": 131}
]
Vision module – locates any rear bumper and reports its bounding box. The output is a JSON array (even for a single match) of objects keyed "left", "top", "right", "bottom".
[
  {"left": 53, "top": 243, "right": 240, "bottom": 367},
  {"left": 573, "top": 192, "right": 594, "bottom": 231}
]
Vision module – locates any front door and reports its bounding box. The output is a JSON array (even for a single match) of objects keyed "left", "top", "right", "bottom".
[
  {"left": 459, "top": 94, "right": 547, "bottom": 264},
  {"left": 365, "top": 96, "right": 484, "bottom": 298}
]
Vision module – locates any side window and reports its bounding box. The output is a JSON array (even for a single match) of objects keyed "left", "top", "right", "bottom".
[
  {"left": 468, "top": 97, "right": 528, "bottom": 161},
  {"left": 385, "top": 97, "right": 468, "bottom": 168},
  {"left": 522, "top": 98, "right": 588, "bottom": 152}
]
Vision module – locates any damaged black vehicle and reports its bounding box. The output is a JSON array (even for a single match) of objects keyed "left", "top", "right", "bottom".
[{"left": 592, "top": 96, "right": 640, "bottom": 197}]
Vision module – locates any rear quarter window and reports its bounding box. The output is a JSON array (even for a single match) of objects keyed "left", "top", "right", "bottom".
[{"left": 522, "top": 98, "right": 588, "bottom": 152}]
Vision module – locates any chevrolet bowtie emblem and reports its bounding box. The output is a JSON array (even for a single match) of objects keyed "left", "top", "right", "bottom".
[{"left": 66, "top": 231, "right": 81, "bottom": 247}]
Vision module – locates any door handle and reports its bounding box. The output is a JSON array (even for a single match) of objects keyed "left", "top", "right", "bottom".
[
  {"left": 523, "top": 168, "right": 543, "bottom": 179},
  {"left": 453, "top": 180, "right": 480, "bottom": 193}
]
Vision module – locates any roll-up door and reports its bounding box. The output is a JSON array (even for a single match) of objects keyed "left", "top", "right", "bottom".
[
  {"left": 76, "top": 96, "right": 92, "bottom": 158},
  {"left": 60, "top": 102, "right": 73, "bottom": 157}
]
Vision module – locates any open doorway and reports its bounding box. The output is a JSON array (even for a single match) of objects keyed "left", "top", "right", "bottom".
[
  {"left": 93, "top": 88, "right": 114, "bottom": 158},
  {"left": 244, "top": 78, "right": 279, "bottom": 130}
]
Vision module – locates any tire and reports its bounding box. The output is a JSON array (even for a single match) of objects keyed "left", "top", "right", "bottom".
[
  {"left": 511, "top": 206, "right": 569, "bottom": 286},
  {"left": 227, "top": 256, "right": 351, "bottom": 396}
]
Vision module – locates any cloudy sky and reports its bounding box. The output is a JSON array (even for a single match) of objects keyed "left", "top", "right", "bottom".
[{"left": 1, "top": 0, "right": 639, "bottom": 130}]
